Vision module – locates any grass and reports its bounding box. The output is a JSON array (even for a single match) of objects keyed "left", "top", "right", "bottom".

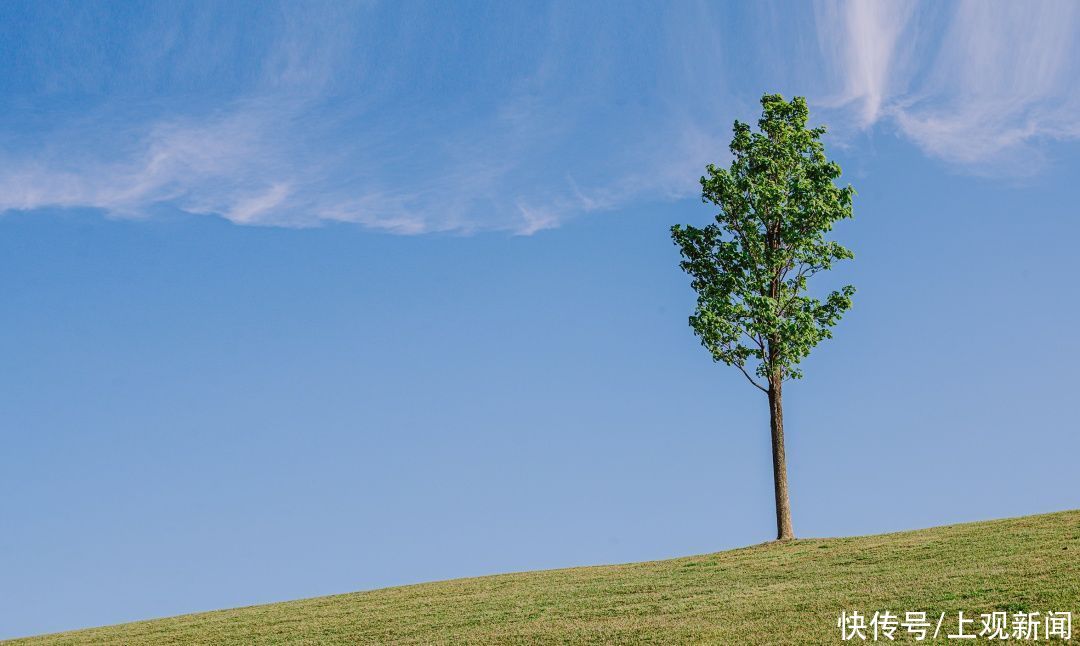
[{"left": 10, "top": 510, "right": 1079, "bottom": 644}]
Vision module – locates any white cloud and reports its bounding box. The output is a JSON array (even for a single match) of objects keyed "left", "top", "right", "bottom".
[
  {"left": 813, "top": 0, "right": 919, "bottom": 127},
  {"left": 3, "top": 1, "right": 1079, "bottom": 234},
  {"left": 514, "top": 203, "right": 560, "bottom": 237},
  {"left": 0, "top": 4, "right": 731, "bottom": 235},
  {"left": 0, "top": 106, "right": 278, "bottom": 221},
  {"left": 225, "top": 184, "right": 292, "bottom": 225},
  {"left": 815, "top": 0, "right": 1080, "bottom": 173}
]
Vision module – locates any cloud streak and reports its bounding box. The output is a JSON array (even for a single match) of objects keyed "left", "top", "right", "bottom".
[
  {"left": 814, "top": 0, "right": 1080, "bottom": 173},
  {"left": 0, "top": 2, "right": 727, "bottom": 234},
  {"left": 1, "top": 1, "right": 1078, "bottom": 233},
  {"left": 813, "top": 0, "right": 920, "bottom": 127}
]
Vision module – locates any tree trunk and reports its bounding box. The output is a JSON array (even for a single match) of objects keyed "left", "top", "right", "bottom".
[{"left": 768, "top": 377, "right": 795, "bottom": 540}]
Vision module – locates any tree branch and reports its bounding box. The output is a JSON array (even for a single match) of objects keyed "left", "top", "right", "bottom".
[
  {"left": 777, "top": 262, "right": 822, "bottom": 317},
  {"left": 742, "top": 330, "right": 764, "bottom": 351},
  {"left": 735, "top": 363, "right": 769, "bottom": 394}
]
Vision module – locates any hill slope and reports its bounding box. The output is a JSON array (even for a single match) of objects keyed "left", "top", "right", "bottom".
[{"left": 12, "top": 510, "right": 1079, "bottom": 645}]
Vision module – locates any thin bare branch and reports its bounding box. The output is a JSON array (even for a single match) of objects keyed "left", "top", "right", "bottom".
[
  {"left": 736, "top": 363, "right": 769, "bottom": 394},
  {"left": 742, "top": 330, "right": 764, "bottom": 351}
]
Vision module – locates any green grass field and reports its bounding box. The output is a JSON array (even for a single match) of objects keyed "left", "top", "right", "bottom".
[{"left": 11, "top": 510, "right": 1079, "bottom": 644}]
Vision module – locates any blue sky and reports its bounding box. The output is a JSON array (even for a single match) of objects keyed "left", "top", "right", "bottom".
[{"left": 2, "top": 0, "right": 1079, "bottom": 639}]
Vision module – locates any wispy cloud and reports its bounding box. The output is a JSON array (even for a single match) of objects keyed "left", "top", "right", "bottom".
[
  {"left": 813, "top": 0, "right": 920, "bottom": 127},
  {"left": 0, "top": 2, "right": 727, "bottom": 234},
  {"left": 1, "top": 104, "right": 277, "bottom": 220},
  {"left": 1, "top": 1, "right": 1078, "bottom": 234},
  {"left": 814, "top": 0, "right": 1080, "bottom": 173}
]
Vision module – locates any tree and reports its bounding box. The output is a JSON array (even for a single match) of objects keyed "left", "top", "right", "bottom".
[{"left": 671, "top": 94, "right": 855, "bottom": 541}]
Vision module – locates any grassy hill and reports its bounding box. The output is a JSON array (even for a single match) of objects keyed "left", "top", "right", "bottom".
[{"left": 11, "top": 510, "right": 1079, "bottom": 645}]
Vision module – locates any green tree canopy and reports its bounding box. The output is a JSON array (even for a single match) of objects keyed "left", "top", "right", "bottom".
[{"left": 671, "top": 94, "right": 855, "bottom": 393}]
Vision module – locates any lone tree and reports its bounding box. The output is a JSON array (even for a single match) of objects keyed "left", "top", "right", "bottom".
[{"left": 671, "top": 94, "right": 855, "bottom": 541}]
